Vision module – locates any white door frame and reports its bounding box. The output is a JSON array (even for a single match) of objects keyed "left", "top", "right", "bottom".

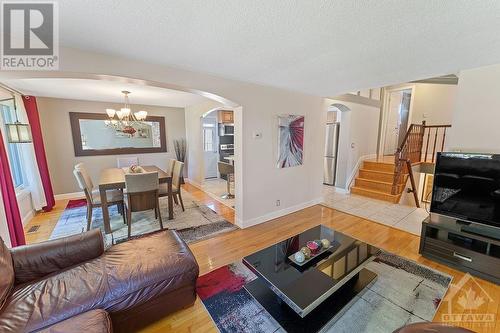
[{"left": 377, "top": 84, "right": 416, "bottom": 158}]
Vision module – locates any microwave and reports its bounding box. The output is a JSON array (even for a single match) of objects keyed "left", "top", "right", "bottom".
[{"left": 219, "top": 123, "right": 234, "bottom": 136}]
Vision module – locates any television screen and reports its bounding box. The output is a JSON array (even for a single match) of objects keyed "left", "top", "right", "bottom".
[{"left": 431, "top": 152, "right": 500, "bottom": 228}]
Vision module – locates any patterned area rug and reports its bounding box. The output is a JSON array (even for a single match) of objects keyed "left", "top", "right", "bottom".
[
  {"left": 50, "top": 190, "right": 238, "bottom": 244},
  {"left": 196, "top": 252, "right": 452, "bottom": 333}
]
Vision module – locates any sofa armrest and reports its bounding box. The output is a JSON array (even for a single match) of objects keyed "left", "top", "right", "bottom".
[
  {"left": 37, "top": 309, "right": 113, "bottom": 333},
  {"left": 10, "top": 229, "right": 104, "bottom": 285},
  {"left": 38, "top": 309, "right": 112, "bottom": 333}
]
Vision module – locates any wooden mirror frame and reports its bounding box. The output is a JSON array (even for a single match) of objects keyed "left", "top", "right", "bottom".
[{"left": 69, "top": 112, "right": 167, "bottom": 156}]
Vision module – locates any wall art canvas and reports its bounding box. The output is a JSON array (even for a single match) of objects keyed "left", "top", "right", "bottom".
[{"left": 277, "top": 115, "right": 304, "bottom": 168}]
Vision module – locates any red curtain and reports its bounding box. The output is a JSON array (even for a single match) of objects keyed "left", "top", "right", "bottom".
[
  {"left": 0, "top": 128, "right": 26, "bottom": 247},
  {"left": 23, "top": 96, "right": 55, "bottom": 212}
]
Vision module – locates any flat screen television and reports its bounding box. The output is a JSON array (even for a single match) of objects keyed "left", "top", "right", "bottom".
[{"left": 431, "top": 152, "right": 500, "bottom": 229}]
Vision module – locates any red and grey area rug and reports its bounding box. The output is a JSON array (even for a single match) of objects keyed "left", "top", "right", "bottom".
[{"left": 196, "top": 252, "right": 452, "bottom": 333}]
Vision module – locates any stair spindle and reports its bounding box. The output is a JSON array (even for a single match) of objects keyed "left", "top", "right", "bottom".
[{"left": 432, "top": 128, "right": 438, "bottom": 163}]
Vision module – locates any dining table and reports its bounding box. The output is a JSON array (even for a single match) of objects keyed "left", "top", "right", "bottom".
[{"left": 98, "top": 165, "right": 173, "bottom": 234}]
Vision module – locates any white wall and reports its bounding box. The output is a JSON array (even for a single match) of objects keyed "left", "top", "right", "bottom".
[
  {"left": 448, "top": 63, "right": 500, "bottom": 153},
  {"left": 5, "top": 48, "right": 326, "bottom": 228},
  {"left": 326, "top": 99, "right": 380, "bottom": 189},
  {"left": 411, "top": 83, "right": 457, "bottom": 125},
  {"left": 36, "top": 97, "right": 187, "bottom": 194}
]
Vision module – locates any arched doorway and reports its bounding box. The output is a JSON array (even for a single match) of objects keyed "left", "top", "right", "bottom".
[
  {"left": 324, "top": 103, "right": 351, "bottom": 189},
  {"left": 199, "top": 107, "right": 237, "bottom": 209}
]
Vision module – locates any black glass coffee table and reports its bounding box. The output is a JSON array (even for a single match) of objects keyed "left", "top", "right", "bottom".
[{"left": 242, "top": 225, "right": 379, "bottom": 332}]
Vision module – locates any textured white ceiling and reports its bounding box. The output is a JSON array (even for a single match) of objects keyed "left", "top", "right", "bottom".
[
  {"left": 3, "top": 78, "right": 209, "bottom": 107},
  {"left": 57, "top": 1, "right": 500, "bottom": 96}
]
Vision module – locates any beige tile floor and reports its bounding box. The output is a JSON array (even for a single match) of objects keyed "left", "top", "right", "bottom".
[
  {"left": 200, "top": 178, "right": 235, "bottom": 209},
  {"left": 322, "top": 185, "right": 429, "bottom": 236}
]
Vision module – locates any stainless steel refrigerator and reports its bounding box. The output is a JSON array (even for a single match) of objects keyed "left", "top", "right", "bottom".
[{"left": 323, "top": 122, "right": 340, "bottom": 185}]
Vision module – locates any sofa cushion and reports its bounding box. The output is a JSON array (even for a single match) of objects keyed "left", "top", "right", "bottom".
[
  {"left": 0, "top": 237, "right": 14, "bottom": 310},
  {"left": 38, "top": 309, "right": 112, "bottom": 333},
  {"left": 11, "top": 229, "right": 104, "bottom": 285},
  {"left": 0, "top": 230, "right": 198, "bottom": 332}
]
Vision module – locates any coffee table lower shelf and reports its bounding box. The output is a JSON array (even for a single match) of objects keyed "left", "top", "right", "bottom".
[{"left": 244, "top": 268, "right": 377, "bottom": 333}]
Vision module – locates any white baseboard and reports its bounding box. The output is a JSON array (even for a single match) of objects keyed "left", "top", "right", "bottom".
[
  {"left": 184, "top": 178, "right": 202, "bottom": 189},
  {"left": 345, "top": 153, "right": 377, "bottom": 191},
  {"left": 238, "top": 197, "right": 323, "bottom": 229},
  {"left": 54, "top": 191, "right": 85, "bottom": 200}
]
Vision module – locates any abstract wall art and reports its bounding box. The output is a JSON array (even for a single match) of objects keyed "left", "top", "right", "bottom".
[{"left": 277, "top": 114, "right": 304, "bottom": 168}]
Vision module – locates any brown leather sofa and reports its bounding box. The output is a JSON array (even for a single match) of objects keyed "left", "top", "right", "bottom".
[{"left": 0, "top": 229, "right": 199, "bottom": 332}]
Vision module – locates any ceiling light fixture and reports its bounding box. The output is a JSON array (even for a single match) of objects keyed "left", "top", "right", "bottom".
[{"left": 104, "top": 91, "right": 148, "bottom": 135}]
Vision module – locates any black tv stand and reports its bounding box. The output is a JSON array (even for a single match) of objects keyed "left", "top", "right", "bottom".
[
  {"left": 459, "top": 221, "right": 500, "bottom": 241},
  {"left": 419, "top": 215, "right": 500, "bottom": 284}
]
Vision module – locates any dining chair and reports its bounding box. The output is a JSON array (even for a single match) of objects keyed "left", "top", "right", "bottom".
[
  {"left": 167, "top": 158, "right": 176, "bottom": 176},
  {"left": 124, "top": 171, "right": 164, "bottom": 238},
  {"left": 218, "top": 161, "right": 235, "bottom": 199},
  {"left": 117, "top": 156, "right": 139, "bottom": 168},
  {"left": 73, "top": 163, "right": 125, "bottom": 231},
  {"left": 160, "top": 160, "right": 185, "bottom": 211}
]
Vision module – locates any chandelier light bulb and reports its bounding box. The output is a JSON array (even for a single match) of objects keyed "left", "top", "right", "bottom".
[
  {"left": 121, "top": 108, "right": 131, "bottom": 117},
  {"left": 135, "top": 110, "right": 147, "bottom": 120},
  {"left": 106, "top": 108, "right": 116, "bottom": 118},
  {"left": 116, "top": 110, "right": 124, "bottom": 120}
]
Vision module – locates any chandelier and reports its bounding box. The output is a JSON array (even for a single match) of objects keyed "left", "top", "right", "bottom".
[{"left": 104, "top": 91, "right": 148, "bottom": 136}]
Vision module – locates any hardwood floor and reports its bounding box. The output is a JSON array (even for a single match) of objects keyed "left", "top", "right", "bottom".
[
  {"left": 23, "top": 198, "right": 70, "bottom": 244},
  {"left": 24, "top": 185, "right": 499, "bottom": 333}
]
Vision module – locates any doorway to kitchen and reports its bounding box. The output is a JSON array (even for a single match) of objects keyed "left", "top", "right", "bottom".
[
  {"left": 202, "top": 113, "right": 219, "bottom": 179},
  {"left": 200, "top": 108, "right": 235, "bottom": 209}
]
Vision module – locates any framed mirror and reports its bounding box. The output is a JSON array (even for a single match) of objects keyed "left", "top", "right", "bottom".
[{"left": 69, "top": 112, "right": 167, "bottom": 156}]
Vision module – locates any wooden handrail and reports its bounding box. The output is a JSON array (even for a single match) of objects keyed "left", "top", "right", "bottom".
[
  {"left": 422, "top": 124, "right": 452, "bottom": 128},
  {"left": 391, "top": 121, "right": 451, "bottom": 206}
]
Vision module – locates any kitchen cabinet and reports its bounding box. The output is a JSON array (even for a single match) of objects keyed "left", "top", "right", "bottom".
[{"left": 218, "top": 110, "right": 234, "bottom": 123}]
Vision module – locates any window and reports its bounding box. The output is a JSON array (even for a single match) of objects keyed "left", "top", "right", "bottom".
[{"left": 0, "top": 102, "right": 25, "bottom": 188}]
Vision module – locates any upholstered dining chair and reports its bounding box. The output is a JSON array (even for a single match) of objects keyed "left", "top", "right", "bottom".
[
  {"left": 160, "top": 160, "right": 185, "bottom": 211},
  {"left": 217, "top": 161, "right": 235, "bottom": 199},
  {"left": 117, "top": 156, "right": 139, "bottom": 168},
  {"left": 124, "top": 171, "right": 164, "bottom": 238},
  {"left": 73, "top": 163, "right": 125, "bottom": 231},
  {"left": 167, "top": 158, "right": 176, "bottom": 176}
]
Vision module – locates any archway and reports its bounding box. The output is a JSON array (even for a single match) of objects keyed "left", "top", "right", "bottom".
[
  {"left": 195, "top": 107, "right": 238, "bottom": 209},
  {"left": 324, "top": 103, "right": 351, "bottom": 190},
  {"left": 0, "top": 71, "right": 243, "bottom": 221}
]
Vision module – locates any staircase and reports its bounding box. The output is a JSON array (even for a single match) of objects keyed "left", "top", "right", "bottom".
[
  {"left": 351, "top": 121, "right": 451, "bottom": 205},
  {"left": 351, "top": 160, "right": 407, "bottom": 203}
]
